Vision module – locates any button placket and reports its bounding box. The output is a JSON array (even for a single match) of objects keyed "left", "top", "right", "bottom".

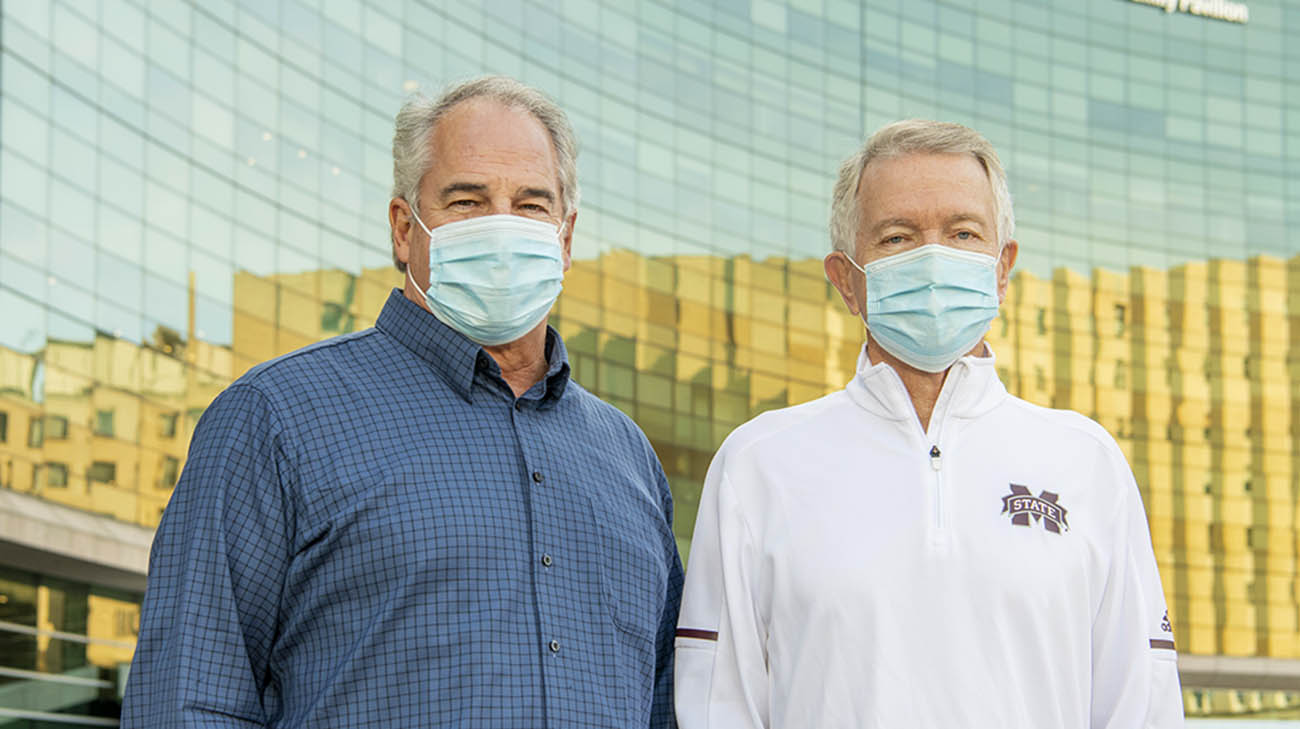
[{"left": 516, "top": 411, "right": 564, "bottom": 674}]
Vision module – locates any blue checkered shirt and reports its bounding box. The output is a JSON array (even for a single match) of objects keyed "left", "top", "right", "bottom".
[{"left": 123, "top": 290, "right": 683, "bottom": 728}]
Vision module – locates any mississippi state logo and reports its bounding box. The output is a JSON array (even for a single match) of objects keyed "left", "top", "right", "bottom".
[{"left": 1001, "top": 484, "right": 1069, "bottom": 533}]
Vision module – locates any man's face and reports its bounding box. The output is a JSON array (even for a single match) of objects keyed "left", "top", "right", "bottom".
[
  {"left": 825, "top": 152, "right": 1017, "bottom": 318},
  {"left": 390, "top": 98, "right": 575, "bottom": 296}
]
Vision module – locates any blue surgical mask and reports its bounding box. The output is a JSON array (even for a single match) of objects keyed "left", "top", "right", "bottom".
[
  {"left": 408, "top": 212, "right": 565, "bottom": 346},
  {"left": 846, "top": 244, "right": 1000, "bottom": 373}
]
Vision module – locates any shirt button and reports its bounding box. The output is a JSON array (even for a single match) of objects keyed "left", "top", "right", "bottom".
[
  {"left": 549, "top": 639, "right": 560, "bottom": 654},
  {"left": 531, "top": 471, "right": 544, "bottom": 483},
  {"left": 541, "top": 553, "right": 553, "bottom": 567}
]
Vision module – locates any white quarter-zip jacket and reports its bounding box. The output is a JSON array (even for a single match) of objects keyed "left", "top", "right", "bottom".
[{"left": 675, "top": 347, "right": 1183, "bottom": 729}]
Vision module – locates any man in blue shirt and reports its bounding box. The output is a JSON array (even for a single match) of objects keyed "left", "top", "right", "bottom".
[{"left": 123, "top": 76, "right": 683, "bottom": 728}]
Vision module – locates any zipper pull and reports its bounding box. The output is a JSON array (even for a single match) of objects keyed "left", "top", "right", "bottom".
[{"left": 929, "top": 445, "right": 941, "bottom": 471}]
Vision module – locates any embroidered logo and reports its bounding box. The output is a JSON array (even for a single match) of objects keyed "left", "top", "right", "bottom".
[{"left": 1001, "top": 484, "right": 1069, "bottom": 533}]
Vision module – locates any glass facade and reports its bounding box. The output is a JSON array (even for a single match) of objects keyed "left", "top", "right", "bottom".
[{"left": 2, "top": 0, "right": 1299, "bottom": 722}]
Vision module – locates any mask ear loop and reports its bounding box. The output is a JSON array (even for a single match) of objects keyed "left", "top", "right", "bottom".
[
  {"left": 408, "top": 202, "right": 437, "bottom": 240},
  {"left": 404, "top": 201, "right": 435, "bottom": 294},
  {"left": 842, "top": 251, "right": 867, "bottom": 275},
  {"left": 837, "top": 251, "right": 871, "bottom": 334}
]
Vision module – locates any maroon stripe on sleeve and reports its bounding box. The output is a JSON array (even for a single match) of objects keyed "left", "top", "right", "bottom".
[
  {"left": 1150, "top": 639, "right": 1176, "bottom": 650},
  {"left": 676, "top": 628, "right": 719, "bottom": 641}
]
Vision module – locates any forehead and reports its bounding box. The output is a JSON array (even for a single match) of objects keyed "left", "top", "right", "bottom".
[
  {"left": 856, "top": 152, "right": 995, "bottom": 223},
  {"left": 426, "top": 98, "right": 559, "bottom": 188}
]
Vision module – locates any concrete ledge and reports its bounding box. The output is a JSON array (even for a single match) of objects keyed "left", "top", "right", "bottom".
[
  {"left": 0, "top": 488, "right": 154, "bottom": 593},
  {"left": 1180, "top": 653, "right": 1300, "bottom": 691}
]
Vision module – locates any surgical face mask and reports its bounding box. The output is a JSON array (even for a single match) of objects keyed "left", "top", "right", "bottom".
[
  {"left": 408, "top": 211, "right": 565, "bottom": 346},
  {"left": 845, "top": 243, "right": 1000, "bottom": 373}
]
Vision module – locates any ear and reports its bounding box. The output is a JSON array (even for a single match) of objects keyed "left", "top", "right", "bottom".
[
  {"left": 996, "top": 239, "right": 1018, "bottom": 303},
  {"left": 824, "top": 250, "right": 863, "bottom": 317},
  {"left": 389, "top": 197, "right": 416, "bottom": 269},
  {"left": 560, "top": 210, "right": 577, "bottom": 272}
]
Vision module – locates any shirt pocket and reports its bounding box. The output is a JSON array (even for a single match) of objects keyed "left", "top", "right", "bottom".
[
  {"left": 595, "top": 504, "right": 667, "bottom": 641},
  {"left": 594, "top": 506, "right": 667, "bottom": 725}
]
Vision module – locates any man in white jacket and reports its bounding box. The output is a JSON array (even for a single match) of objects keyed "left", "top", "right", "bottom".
[{"left": 674, "top": 120, "right": 1184, "bottom": 728}]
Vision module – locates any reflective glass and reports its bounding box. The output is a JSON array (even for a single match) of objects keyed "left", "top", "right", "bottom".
[{"left": 1, "top": 1, "right": 1298, "bottom": 719}]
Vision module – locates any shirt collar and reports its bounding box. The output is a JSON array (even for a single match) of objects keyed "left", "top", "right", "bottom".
[
  {"left": 374, "top": 289, "right": 571, "bottom": 406},
  {"left": 845, "top": 342, "right": 1007, "bottom": 425},
  {"left": 535, "top": 328, "right": 572, "bottom": 406}
]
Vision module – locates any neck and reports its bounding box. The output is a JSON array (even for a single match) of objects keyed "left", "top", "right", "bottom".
[
  {"left": 482, "top": 320, "right": 550, "bottom": 398},
  {"left": 404, "top": 275, "right": 551, "bottom": 398},
  {"left": 867, "top": 338, "right": 947, "bottom": 432},
  {"left": 865, "top": 337, "right": 987, "bottom": 433}
]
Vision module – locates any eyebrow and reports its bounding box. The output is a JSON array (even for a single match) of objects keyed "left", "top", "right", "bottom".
[
  {"left": 943, "top": 213, "right": 990, "bottom": 228},
  {"left": 439, "top": 182, "right": 489, "bottom": 198},
  {"left": 437, "top": 183, "right": 556, "bottom": 203},
  {"left": 517, "top": 186, "right": 556, "bottom": 203},
  {"left": 870, "top": 213, "right": 990, "bottom": 234},
  {"left": 870, "top": 217, "right": 916, "bottom": 234}
]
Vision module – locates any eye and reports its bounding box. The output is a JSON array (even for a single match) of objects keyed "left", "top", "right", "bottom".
[
  {"left": 882, "top": 234, "right": 906, "bottom": 245},
  {"left": 519, "top": 203, "right": 549, "bottom": 213},
  {"left": 955, "top": 231, "right": 973, "bottom": 240},
  {"left": 449, "top": 199, "right": 478, "bottom": 209}
]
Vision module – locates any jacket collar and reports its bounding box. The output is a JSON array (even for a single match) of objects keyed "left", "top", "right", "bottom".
[{"left": 844, "top": 343, "right": 1008, "bottom": 426}]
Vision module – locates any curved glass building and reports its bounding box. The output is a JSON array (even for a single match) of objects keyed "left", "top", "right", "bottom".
[{"left": 1, "top": 0, "right": 1297, "bottom": 722}]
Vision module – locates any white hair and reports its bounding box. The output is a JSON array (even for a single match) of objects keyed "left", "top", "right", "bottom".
[
  {"left": 390, "top": 75, "right": 580, "bottom": 271},
  {"left": 829, "top": 119, "right": 1014, "bottom": 256}
]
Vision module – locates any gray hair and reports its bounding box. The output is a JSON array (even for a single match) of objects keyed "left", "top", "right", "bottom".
[
  {"left": 391, "top": 75, "right": 580, "bottom": 271},
  {"left": 829, "top": 119, "right": 1014, "bottom": 256}
]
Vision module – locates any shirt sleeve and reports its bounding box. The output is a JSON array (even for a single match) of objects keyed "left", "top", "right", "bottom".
[
  {"left": 1127, "top": 477, "right": 1185, "bottom": 728},
  {"left": 652, "top": 467, "right": 686, "bottom": 729},
  {"left": 121, "top": 384, "right": 295, "bottom": 728},
  {"left": 675, "top": 449, "right": 769, "bottom": 729},
  {"left": 1090, "top": 457, "right": 1184, "bottom": 729}
]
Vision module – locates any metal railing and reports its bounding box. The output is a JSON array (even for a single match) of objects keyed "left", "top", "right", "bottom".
[{"left": 0, "top": 618, "right": 131, "bottom": 727}]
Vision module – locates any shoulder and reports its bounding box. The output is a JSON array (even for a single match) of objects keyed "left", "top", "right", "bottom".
[
  {"left": 563, "top": 379, "right": 675, "bottom": 508},
  {"left": 235, "top": 329, "right": 385, "bottom": 392},
  {"left": 998, "top": 397, "right": 1136, "bottom": 510},
  {"left": 716, "top": 390, "right": 853, "bottom": 464},
  {"left": 1000, "top": 395, "right": 1124, "bottom": 459},
  {"left": 564, "top": 380, "right": 657, "bottom": 457},
  {"left": 197, "top": 329, "right": 391, "bottom": 443},
  {"left": 564, "top": 379, "right": 632, "bottom": 428}
]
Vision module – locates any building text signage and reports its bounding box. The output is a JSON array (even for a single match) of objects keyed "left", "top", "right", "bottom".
[{"left": 1130, "top": 0, "right": 1249, "bottom": 24}]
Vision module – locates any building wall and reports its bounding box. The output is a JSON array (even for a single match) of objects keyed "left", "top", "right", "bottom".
[
  {"left": 2, "top": 0, "right": 1299, "bottom": 720},
  {"left": 227, "top": 253, "right": 1300, "bottom": 668}
]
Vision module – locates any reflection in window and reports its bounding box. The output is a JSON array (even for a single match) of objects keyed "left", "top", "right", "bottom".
[
  {"left": 160, "top": 456, "right": 180, "bottom": 489},
  {"left": 46, "top": 415, "right": 69, "bottom": 440},
  {"left": 159, "top": 411, "right": 179, "bottom": 438},
  {"left": 27, "top": 418, "right": 43, "bottom": 448},
  {"left": 0, "top": 567, "right": 38, "bottom": 673},
  {"left": 88, "top": 461, "right": 116, "bottom": 484},
  {"left": 321, "top": 302, "right": 355, "bottom": 334},
  {"left": 94, "top": 409, "right": 115, "bottom": 437},
  {"left": 45, "top": 463, "right": 69, "bottom": 488},
  {"left": 0, "top": 568, "right": 140, "bottom": 718}
]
